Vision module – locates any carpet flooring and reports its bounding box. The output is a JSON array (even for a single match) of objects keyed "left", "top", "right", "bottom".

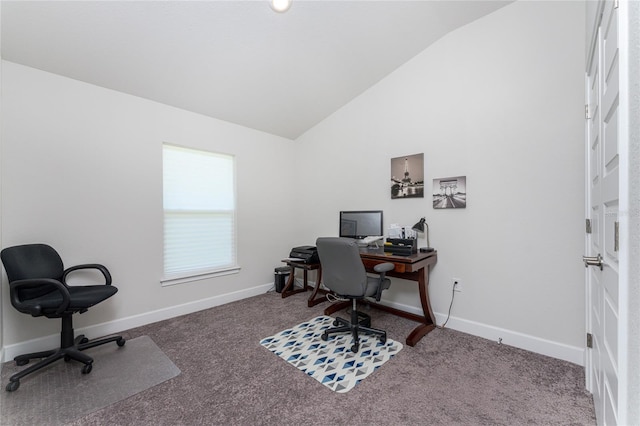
[
  {"left": 0, "top": 335, "right": 180, "bottom": 425},
  {"left": 5, "top": 290, "right": 595, "bottom": 425}
]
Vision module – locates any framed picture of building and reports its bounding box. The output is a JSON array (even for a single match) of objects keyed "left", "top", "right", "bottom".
[
  {"left": 390, "top": 153, "right": 424, "bottom": 199},
  {"left": 433, "top": 176, "right": 467, "bottom": 208}
]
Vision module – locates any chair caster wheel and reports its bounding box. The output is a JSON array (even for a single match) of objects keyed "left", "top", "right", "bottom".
[
  {"left": 64, "top": 355, "right": 71, "bottom": 362},
  {"left": 333, "top": 319, "right": 340, "bottom": 326},
  {"left": 116, "top": 338, "right": 126, "bottom": 347},
  {"left": 81, "top": 363, "right": 93, "bottom": 375},
  {"left": 321, "top": 332, "right": 329, "bottom": 341},
  {"left": 380, "top": 335, "right": 387, "bottom": 345},
  {"left": 6, "top": 380, "right": 20, "bottom": 392},
  {"left": 16, "top": 359, "right": 29, "bottom": 366},
  {"left": 351, "top": 344, "right": 359, "bottom": 353},
  {"left": 80, "top": 337, "right": 89, "bottom": 344}
]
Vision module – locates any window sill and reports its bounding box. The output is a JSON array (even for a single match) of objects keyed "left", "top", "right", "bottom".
[{"left": 161, "top": 266, "right": 241, "bottom": 287}]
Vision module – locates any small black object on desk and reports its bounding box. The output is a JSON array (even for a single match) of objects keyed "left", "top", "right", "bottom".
[
  {"left": 384, "top": 238, "right": 417, "bottom": 256},
  {"left": 289, "top": 245, "right": 319, "bottom": 264}
]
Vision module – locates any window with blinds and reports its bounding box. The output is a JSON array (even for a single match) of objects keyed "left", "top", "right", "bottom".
[{"left": 162, "top": 143, "right": 238, "bottom": 284}]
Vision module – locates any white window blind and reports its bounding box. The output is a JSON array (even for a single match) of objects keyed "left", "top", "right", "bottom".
[{"left": 162, "top": 144, "right": 237, "bottom": 281}]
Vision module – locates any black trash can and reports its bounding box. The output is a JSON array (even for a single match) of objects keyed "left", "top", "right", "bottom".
[{"left": 274, "top": 266, "right": 291, "bottom": 293}]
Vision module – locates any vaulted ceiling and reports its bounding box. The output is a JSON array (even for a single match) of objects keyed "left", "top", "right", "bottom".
[{"left": 1, "top": 1, "right": 511, "bottom": 139}]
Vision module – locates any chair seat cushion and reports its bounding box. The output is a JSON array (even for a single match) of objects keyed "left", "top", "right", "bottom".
[{"left": 20, "top": 285, "right": 118, "bottom": 316}]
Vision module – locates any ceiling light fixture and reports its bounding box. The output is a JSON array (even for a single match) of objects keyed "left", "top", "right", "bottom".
[{"left": 270, "top": 0, "right": 293, "bottom": 13}]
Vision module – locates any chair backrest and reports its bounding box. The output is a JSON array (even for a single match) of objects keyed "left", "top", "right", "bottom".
[
  {"left": 316, "top": 237, "right": 368, "bottom": 297},
  {"left": 1, "top": 244, "right": 64, "bottom": 300}
]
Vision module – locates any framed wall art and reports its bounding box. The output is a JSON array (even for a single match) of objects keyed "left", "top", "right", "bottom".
[
  {"left": 433, "top": 176, "right": 466, "bottom": 208},
  {"left": 390, "top": 153, "right": 424, "bottom": 199}
]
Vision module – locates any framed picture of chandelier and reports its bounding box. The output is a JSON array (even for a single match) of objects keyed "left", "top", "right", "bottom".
[
  {"left": 390, "top": 153, "right": 424, "bottom": 199},
  {"left": 433, "top": 176, "right": 467, "bottom": 208}
]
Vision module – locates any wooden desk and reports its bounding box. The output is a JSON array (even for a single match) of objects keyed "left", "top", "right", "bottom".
[{"left": 324, "top": 248, "right": 438, "bottom": 347}]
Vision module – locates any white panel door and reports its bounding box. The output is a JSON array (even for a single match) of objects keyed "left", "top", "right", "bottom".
[{"left": 585, "top": 1, "right": 620, "bottom": 425}]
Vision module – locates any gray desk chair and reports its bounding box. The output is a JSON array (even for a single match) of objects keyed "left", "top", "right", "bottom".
[{"left": 316, "top": 237, "right": 394, "bottom": 353}]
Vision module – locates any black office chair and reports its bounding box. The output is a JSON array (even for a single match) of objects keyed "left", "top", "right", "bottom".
[
  {"left": 1, "top": 243, "right": 125, "bottom": 392},
  {"left": 316, "top": 237, "right": 394, "bottom": 353}
]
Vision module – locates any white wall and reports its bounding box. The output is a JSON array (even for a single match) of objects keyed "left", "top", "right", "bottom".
[
  {"left": 1, "top": 1, "right": 589, "bottom": 366},
  {"left": 294, "top": 1, "right": 586, "bottom": 362},
  {"left": 0, "top": 61, "right": 297, "bottom": 348}
]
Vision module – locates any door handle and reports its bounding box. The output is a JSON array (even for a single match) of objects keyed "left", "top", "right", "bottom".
[{"left": 583, "top": 253, "right": 603, "bottom": 270}]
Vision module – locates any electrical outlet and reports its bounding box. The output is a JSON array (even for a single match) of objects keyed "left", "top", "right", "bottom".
[{"left": 453, "top": 278, "right": 462, "bottom": 292}]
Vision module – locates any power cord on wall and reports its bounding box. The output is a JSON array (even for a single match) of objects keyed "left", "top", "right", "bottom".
[{"left": 437, "top": 284, "right": 456, "bottom": 329}]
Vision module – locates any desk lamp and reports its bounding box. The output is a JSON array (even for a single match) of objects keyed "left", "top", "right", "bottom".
[{"left": 412, "top": 217, "right": 434, "bottom": 252}]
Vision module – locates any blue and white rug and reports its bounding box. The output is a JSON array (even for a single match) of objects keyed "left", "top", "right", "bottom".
[{"left": 260, "top": 315, "right": 403, "bottom": 393}]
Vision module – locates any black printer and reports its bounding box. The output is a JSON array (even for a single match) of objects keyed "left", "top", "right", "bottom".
[{"left": 289, "top": 245, "right": 320, "bottom": 264}]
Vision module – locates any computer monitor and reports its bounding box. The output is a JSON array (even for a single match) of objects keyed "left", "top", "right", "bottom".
[{"left": 339, "top": 210, "right": 383, "bottom": 239}]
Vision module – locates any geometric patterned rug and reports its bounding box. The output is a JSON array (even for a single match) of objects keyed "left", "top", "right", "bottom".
[{"left": 260, "top": 316, "right": 402, "bottom": 393}]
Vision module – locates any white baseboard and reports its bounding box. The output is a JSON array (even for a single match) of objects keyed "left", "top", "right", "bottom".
[
  {"left": 286, "top": 281, "right": 584, "bottom": 366},
  {"left": 1, "top": 283, "right": 272, "bottom": 362},
  {"left": 381, "top": 299, "right": 585, "bottom": 366},
  {"left": 2, "top": 284, "right": 584, "bottom": 367}
]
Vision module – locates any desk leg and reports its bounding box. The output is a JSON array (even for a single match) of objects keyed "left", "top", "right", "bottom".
[
  {"left": 307, "top": 267, "right": 327, "bottom": 307},
  {"left": 324, "top": 300, "right": 350, "bottom": 316},
  {"left": 405, "top": 266, "right": 436, "bottom": 346},
  {"left": 281, "top": 266, "right": 308, "bottom": 298}
]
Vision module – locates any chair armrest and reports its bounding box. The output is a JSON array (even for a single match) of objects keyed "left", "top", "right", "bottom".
[
  {"left": 373, "top": 262, "right": 394, "bottom": 301},
  {"left": 9, "top": 278, "right": 71, "bottom": 316},
  {"left": 373, "top": 262, "right": 395, "bottom": 274},
  {"left": 63, "top": 264, "right": 112, "bottom": 286}
]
